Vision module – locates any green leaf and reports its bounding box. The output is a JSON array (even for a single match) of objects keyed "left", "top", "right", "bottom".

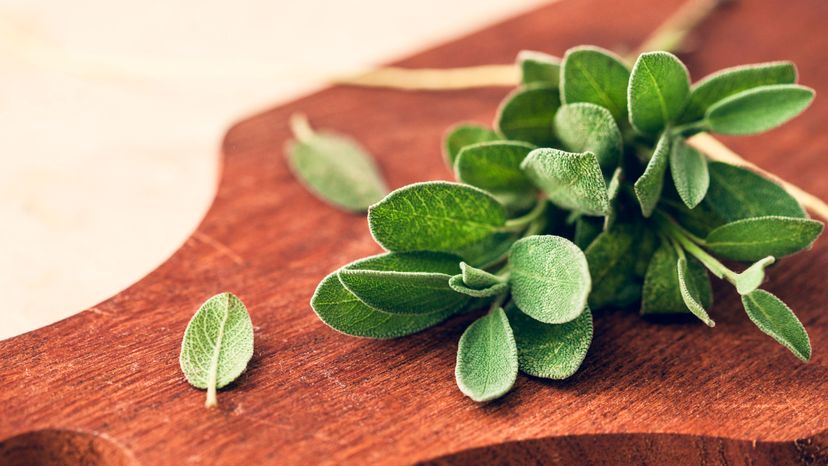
[
  {"left": 604, "top": 167, "right": 623, "bottom": 231},
  {"left": 641, "top": 242, "right": 711, "bottom": 315},
  {"left": 732, "top": 256, "right": 775, "bottom": 295},
  {"left": 669, "top": 138, "right": 709, "bottom": 208},
  {"left": 634, "top": 133, "right": 671, "bottom": 217},
  {"left": 561, "top": 45, "right": 630, "bottom": 122},
  {"left": 509, "top": 235, "right": 591, "bottom": 324},
  {"left": 506, "top": 303, "right": 592, "bottom": 379},
  {"left": 586, "top": 222, "right": 656, "bottom": 309},
  {"left": 338, "top": 252, "right": 469, "bottom": 315},
  {"left": 679, "top": 61, "right": 797, "bottom": 123},
  {"left": 455, "top": 308, "right": 518, "bottom": 402},
  {"left": 495, "top": 84, "right": 560, "bottom": 146},
  {"left": 553, "top": 103, "right": 622, "bottom": 172},
  {"left": 703, "top": 162, "right": 805, "bottom": 223},
  {"left": 456, "top": 231, "right": 520, "bottom": 269},
  {"left": 628, "top": 51, "right": 690, "bottom": 134},
  {"left": 285, "top": 115, "right": 387, "bottom": 212},
  {"left": 455, "top": 141, "right": 535, "bottom": 196},
  {"left": 179, "top": 292, "right": 254, "bottom": 408},
  {"left": 742, "top": 289, "right": 811, "bottom": 362},
  {"left": 521, "top": 148, "right": 609, "bottom": 216},
  {"left": 448, "top": 275, "right": 508, "bottom": 298},
  {"left": 677, "top": 254, "right": 715, "bottom": 327},
  {"left": 368, "top": 181, "right": 508, "bottom": 254},
  {"left": 311, "top": 272, "right": 455, "bottom": 339},
  {"left": 443, "top": 123, "right": 500, "bottom": 168},
  {"left": 704, "top": 216, "right": 823, "bottom": 261},
  {"left": 705, "top": 84, "right": 815, "bottom": 135},
  {"left": 518, "top": 50, "right": 561, "bottom": 86},
  {"left": 460, "top": 262, "right": 504, "bottom": 288}
]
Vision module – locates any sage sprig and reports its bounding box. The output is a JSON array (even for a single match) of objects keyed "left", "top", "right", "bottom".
[{"left": 301, "top": 46, "right": 822, "bottom": 402}]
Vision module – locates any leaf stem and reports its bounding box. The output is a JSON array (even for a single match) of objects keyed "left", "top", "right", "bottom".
[
  {"left": 289, "top": 113, "right": 315, "bottom": 142},
  {"left": 503, "top": 199, "right": 547, "bottom": 231},
  {"left": 654, "top": 210, "right": 735, "bottom": 280}
]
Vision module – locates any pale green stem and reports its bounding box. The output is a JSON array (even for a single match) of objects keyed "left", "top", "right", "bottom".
[
  {"left": 503, "top": 200, "right": 547, "bottom": 231},
  {"left": 289, "top": 113, "right": 314, "bottom": 141},
  {"left": 205, "top": 304, "right": 230, "bottom": 409}
]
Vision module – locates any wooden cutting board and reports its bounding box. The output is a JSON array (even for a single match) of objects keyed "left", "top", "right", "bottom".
[{"left": 2, "top": 0, "right": 827, "bottom": 464}]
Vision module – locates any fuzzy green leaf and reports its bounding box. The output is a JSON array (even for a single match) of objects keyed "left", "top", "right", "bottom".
[
  {"left": 443, "top": 123, "right": 500, "bottom": 168},
  {"left": 554, "top": 103, "right": 622, "bottom": 172},
  {"left": 311, "top": 272, "right": 455, "bottom": 339},
  {"left": 732, "top": 256, "right": 775, "bottom": 295},
  {"left": 460, "top": 262, "right": 504, "bottom": 288},
  {"left": 455, "top": 141, "right": 535, "bottom": 196},
  {"left": 179, "top": 292, "right": 254, "bottom": 408},
  {"left": 628, "top": 51, "right": 690, "bottom": 134},
  {"left": 456, "top": 231, "right": 520, "bottom": 269},
  {"left": 705, "top": 84, "right": 815, "bottom": 135},
  {"left": 679, "top": 61, "right": 797, "bottom": 123},
  {"left": 495, "top": 84, "right": 560, "bottom": 146},
  {"left": 521, "top": 148, "right": 609, "bottom": 216},
  {"left": 448, "top": 275, "right": 508, "bottom": 298},
  {"left": 518, "top": 50, "right": 561, "bottom": 86},
  {"left": 742, "top": 289, "right": 811, "bottom": 362},
  {"left": 641, "top": 242, "right": 711, "bottom": 315},
  {"left": 669, "top": 138, "right": 709, "bottom": 208},
  {"left": 509, "top": 235, "right": 591, "bottom": 324},
  {"left": 561, "top": 45, "right": 630, "bottom": 122},
  {"left": 368, "top": 181, "right": 507, "bottom": 254},
  {"left": 677, "top": 255, "right": 715, "bottom": 326},
  {"left": 705, "top": 216, "right": 823, "bottom": 261},
  {"left": 455, "top": 307, "right": 518, "bottom": 402},
  {"left": 506, "top": 303, "right": 592, "bottom": 379},
  {"left": 634, "top": 133, "right": 671, "bottom": 217},
  {"left": 704, "top": 162, "right": 805, "bottom": 222},
  {"left": 586, "top": 222, "right": 656, "bottom": 309}
]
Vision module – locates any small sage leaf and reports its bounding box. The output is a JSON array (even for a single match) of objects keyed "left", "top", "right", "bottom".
[
  {"left": 732, "top": 256, "right": 775, "bottom": 295},
  {"left": 368, "top": 181, "right": 507, "bottom": 254},
  {"left": 628, "top": 51, "right": 690, "bottom": 135},
  {"left": 506, "top": 304, "right": 593, "bottom": 379},
  {"left": 561, "top": 45, "right": 630, "bottom": 122},
  {"left": 704, "top": 162, "right": 806, "bottom": 222},
  {"left": 448, "top": 275, "right": 508, "bottom": 298},
  {"left": 634, "top": 133, "right": 671, "bottom": 217},
  {"left": 554, "top": 103, "right": 622, "bottom": 172},
  {"left": 443, "top": 123, "right": 500, "bottom": 168},
  {"left": 460, "top": 262, "right": 504, "bottom": 288},
  {"left": 676, "top": 254, "right": 715, "bottom": 326},
  {"left": 705, "top": 216, "right": 824, "bottom": 261},
  {"left": 742, "top": 289, "right": 811, "bottom": 362},
  {"left": 455, "top": 307, "right": 518, "bottom": 402},
  {"left": 495, "top": 84, "right": 560, "bottom": 146},
  {"left": 455, "top": 141, "right": 536, "bottom": 196},
  {"left": 518, "top": 50, "right": 561, "bottom": 86},
  {"left": 509, "top": 235, "right": 591, "bottom": 324},
  {"left": 179, "top": 292, "right": 254, "bottom": 408},
  {"left": 669, "top": 138, "right": 709, "bottom": 209},
  {"left": 642, "top": 242, "right": 711, "bottom": 315},
  {"left": 311, "top": 272, "right": 454, "bottom": 339},
  {"left": 521, "top": 148, "right": 609, "bottom": 216},
  {"left": 285, "top": 114, "right": 387, "bottom": 212},
  {"left": 705, "top": 84, "right": 815, "bottom": 135}
]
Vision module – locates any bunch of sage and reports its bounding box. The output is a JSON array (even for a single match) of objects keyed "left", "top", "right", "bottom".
[{"left": 293, "top": 46, "right": 822, "bottom": 402}]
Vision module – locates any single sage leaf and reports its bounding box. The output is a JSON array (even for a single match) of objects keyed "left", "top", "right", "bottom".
[
  {"left": 554, "top": 103, "right": 622, "bottom": 172},
  {"left": 679, "top": 61, "right": 797, "bottom": 123},
  {"left": 628, "top": 51, "right": 690, "bottom": 135},
  {"left": 311, "top": 272, "right": 455, "bottom": 339},
  {"left": 456, "top": 231, "right": 520, "bottom": 269},
  {"left": 506, "top": 303, "right": 593, "bottom": 379},
  {"left": 677, "top": 255, "right": 715, "bottom": 326},
  {"left": 742, "top": 289, "right": 811, "bottom": 362},
  {"left": 449, "top": 275, "right": 509, "bottom": 298},
  {"left": 455, "top": 141, "right": 536, "bottom": 196},
  {"left": 669, "top": 138, "right": 709, "bottom": 209},
  {"left": 179, "top": 292, "right": 254, "bottom": 408},
  {"left": 641, "top": 242, "right": 711, "bottom": 315},
  {"left": 339, "top": 252, "right": 469, "bottom": 315},
  {"left": 704, "top": 162, "right": 806, "bottom": 222},
  {"left": 495, "top": 83, "right": 560, "bottom": 146},
  {"left": 732, "top": 256, "right": 775, "bottom": 295},
  {"left": 368, "top": 181, "right": 507, "bottom": 254},
  {"left": 443, "top": 123, "right": 500, "bottom": 168},
  {"left": 509, "top": 235, "right": 591, "bottom": 324},
  {"left": 518, "top": 50, "right": 561, "bottom": 86},
  {"left": 561, "top": 45, "right": 630, "bottom": 122},
  {"left": 705, "top": 84, "right": 815, "bottom": 135},
  {"left": 586, "top": 222, "right": 656, "bottom": 309},
  {"left": 285, "top": 115, "right": 388, "bottom": 212},
  {"left": 521, "top": 148, "right": 609, "bottom": 216},
  {"left": 704, "top": 216, "right": 823, "bottom": 261},
  {"left": 604, "top": 167, "right": 623, "bottom": 231},
  {"left": 634, "top": 133, "right": 671, "bottom": 217},
  {"left": 460, "top": 262, "right": 504, "bottom": 288},
  {"left": 455, "top": 307, "right": 518, "bottom": 402}
]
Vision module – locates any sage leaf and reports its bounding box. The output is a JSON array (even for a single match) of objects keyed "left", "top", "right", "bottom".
[
  {"left": 443, "top": 123, "right": 500, "bottom": 168},
  {"left": 448, "top": 275, "right": 508, "bottom": 298},
  {"left": 179, "top": 292, "right": 254, "bottom": 408},
  {"left": 311, "top": 272, "right": 455, "bottom": 339},
  {"left": 455, "top": 307, "right": 518, "bottom": 402},
  {"left": 634, "top": 133, "right": 671, "bottom": 217},
  {"left": 456, "top": 231, "right": 520, "bottom": 269},
  {"left": 561, "top": 45, "right": 630, "bottom": 122},
  {"left": 628, "top": 51, "right": 690, "bottom": 135},
  {"left": 679, "top": 61, "right": 797, "bottom": 123},
  {"left": 677, "top": 254, "right": 715, "bottom": 326},
  {"left": 460, "top": 262, "right": 504, "bottom": 288},
  {"left": 604, "top": 167, "right": 623, "bottom": 231},
  {"left": 368, "top": 181, "right": 507, "bottom": 254},
  {"left": 338, "top": 252, "right": 469, "bottom": 314},
  {"left": 509, "top": 235, "right": 591, "bottom": 324},
  {"left": 705, "top": 84, "right": 815, "bottom": 135},
  {"left": 285, "top": 114, "right": 387, "bottom": 212},
  {"left": 704, "top": 162, "right": 805, "bottom": 222},
  {"left": 554, "top": 103, "right": 622, "bottom": 172},
  {"left": 455, "top": 141, "right": 536, "bottom": 196},
  {"left": 495, "top": 83, "right": 560, "bottom": 146},
  {"left": 586, "top": 222, "right": 656, "bottom": 309},
  {"left": 521, "top": 148, "right": 609, "bottom": 216},
  {"left": 742, "top": 289, "right": 811, "bottom": 362},
  {"left": 705, "top": 216, "right": 823, "bottom": 261},
  {"left": 732, "top": 256, "right": 775, "bottom": 295},
  {"left": 669, "top": 138, "right": 709, "bottom": 208},
  {"left": 518, "top": 50, "right": 561, "bottom": 86},
  {"left": 642, "top": 242, "right": 711, "bottom": 315}
]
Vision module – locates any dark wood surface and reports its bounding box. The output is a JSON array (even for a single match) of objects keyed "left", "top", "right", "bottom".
[{"left": 2, "top": 0, "right": 828, "bottom": 464}]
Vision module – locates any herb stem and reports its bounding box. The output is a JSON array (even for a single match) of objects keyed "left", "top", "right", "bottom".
[
  {"left": 289, "top": 113, "right": 315, "bottom": 141},
  {"left": 654, "top": 210, "right": 735, "bottom": 280},
  {"left": 488, "top": 292, "right": 509, "bottom": 314},
  {"left": 503, "top": 199, "right": 547, "bottom": 231}
]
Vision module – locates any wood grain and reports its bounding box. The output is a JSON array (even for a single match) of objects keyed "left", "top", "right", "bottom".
[{"left": 2, "top": 0, "right": 828, "bottom": 464}]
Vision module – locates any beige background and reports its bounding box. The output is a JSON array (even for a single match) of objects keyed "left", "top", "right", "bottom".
[{"left": 0, "top": 0, "right": 546, "bottom": 339}]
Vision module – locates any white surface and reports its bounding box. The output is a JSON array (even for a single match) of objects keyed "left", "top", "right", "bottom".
[{"left": 0, "top": 0, "right": 546, "bottom": 339}]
